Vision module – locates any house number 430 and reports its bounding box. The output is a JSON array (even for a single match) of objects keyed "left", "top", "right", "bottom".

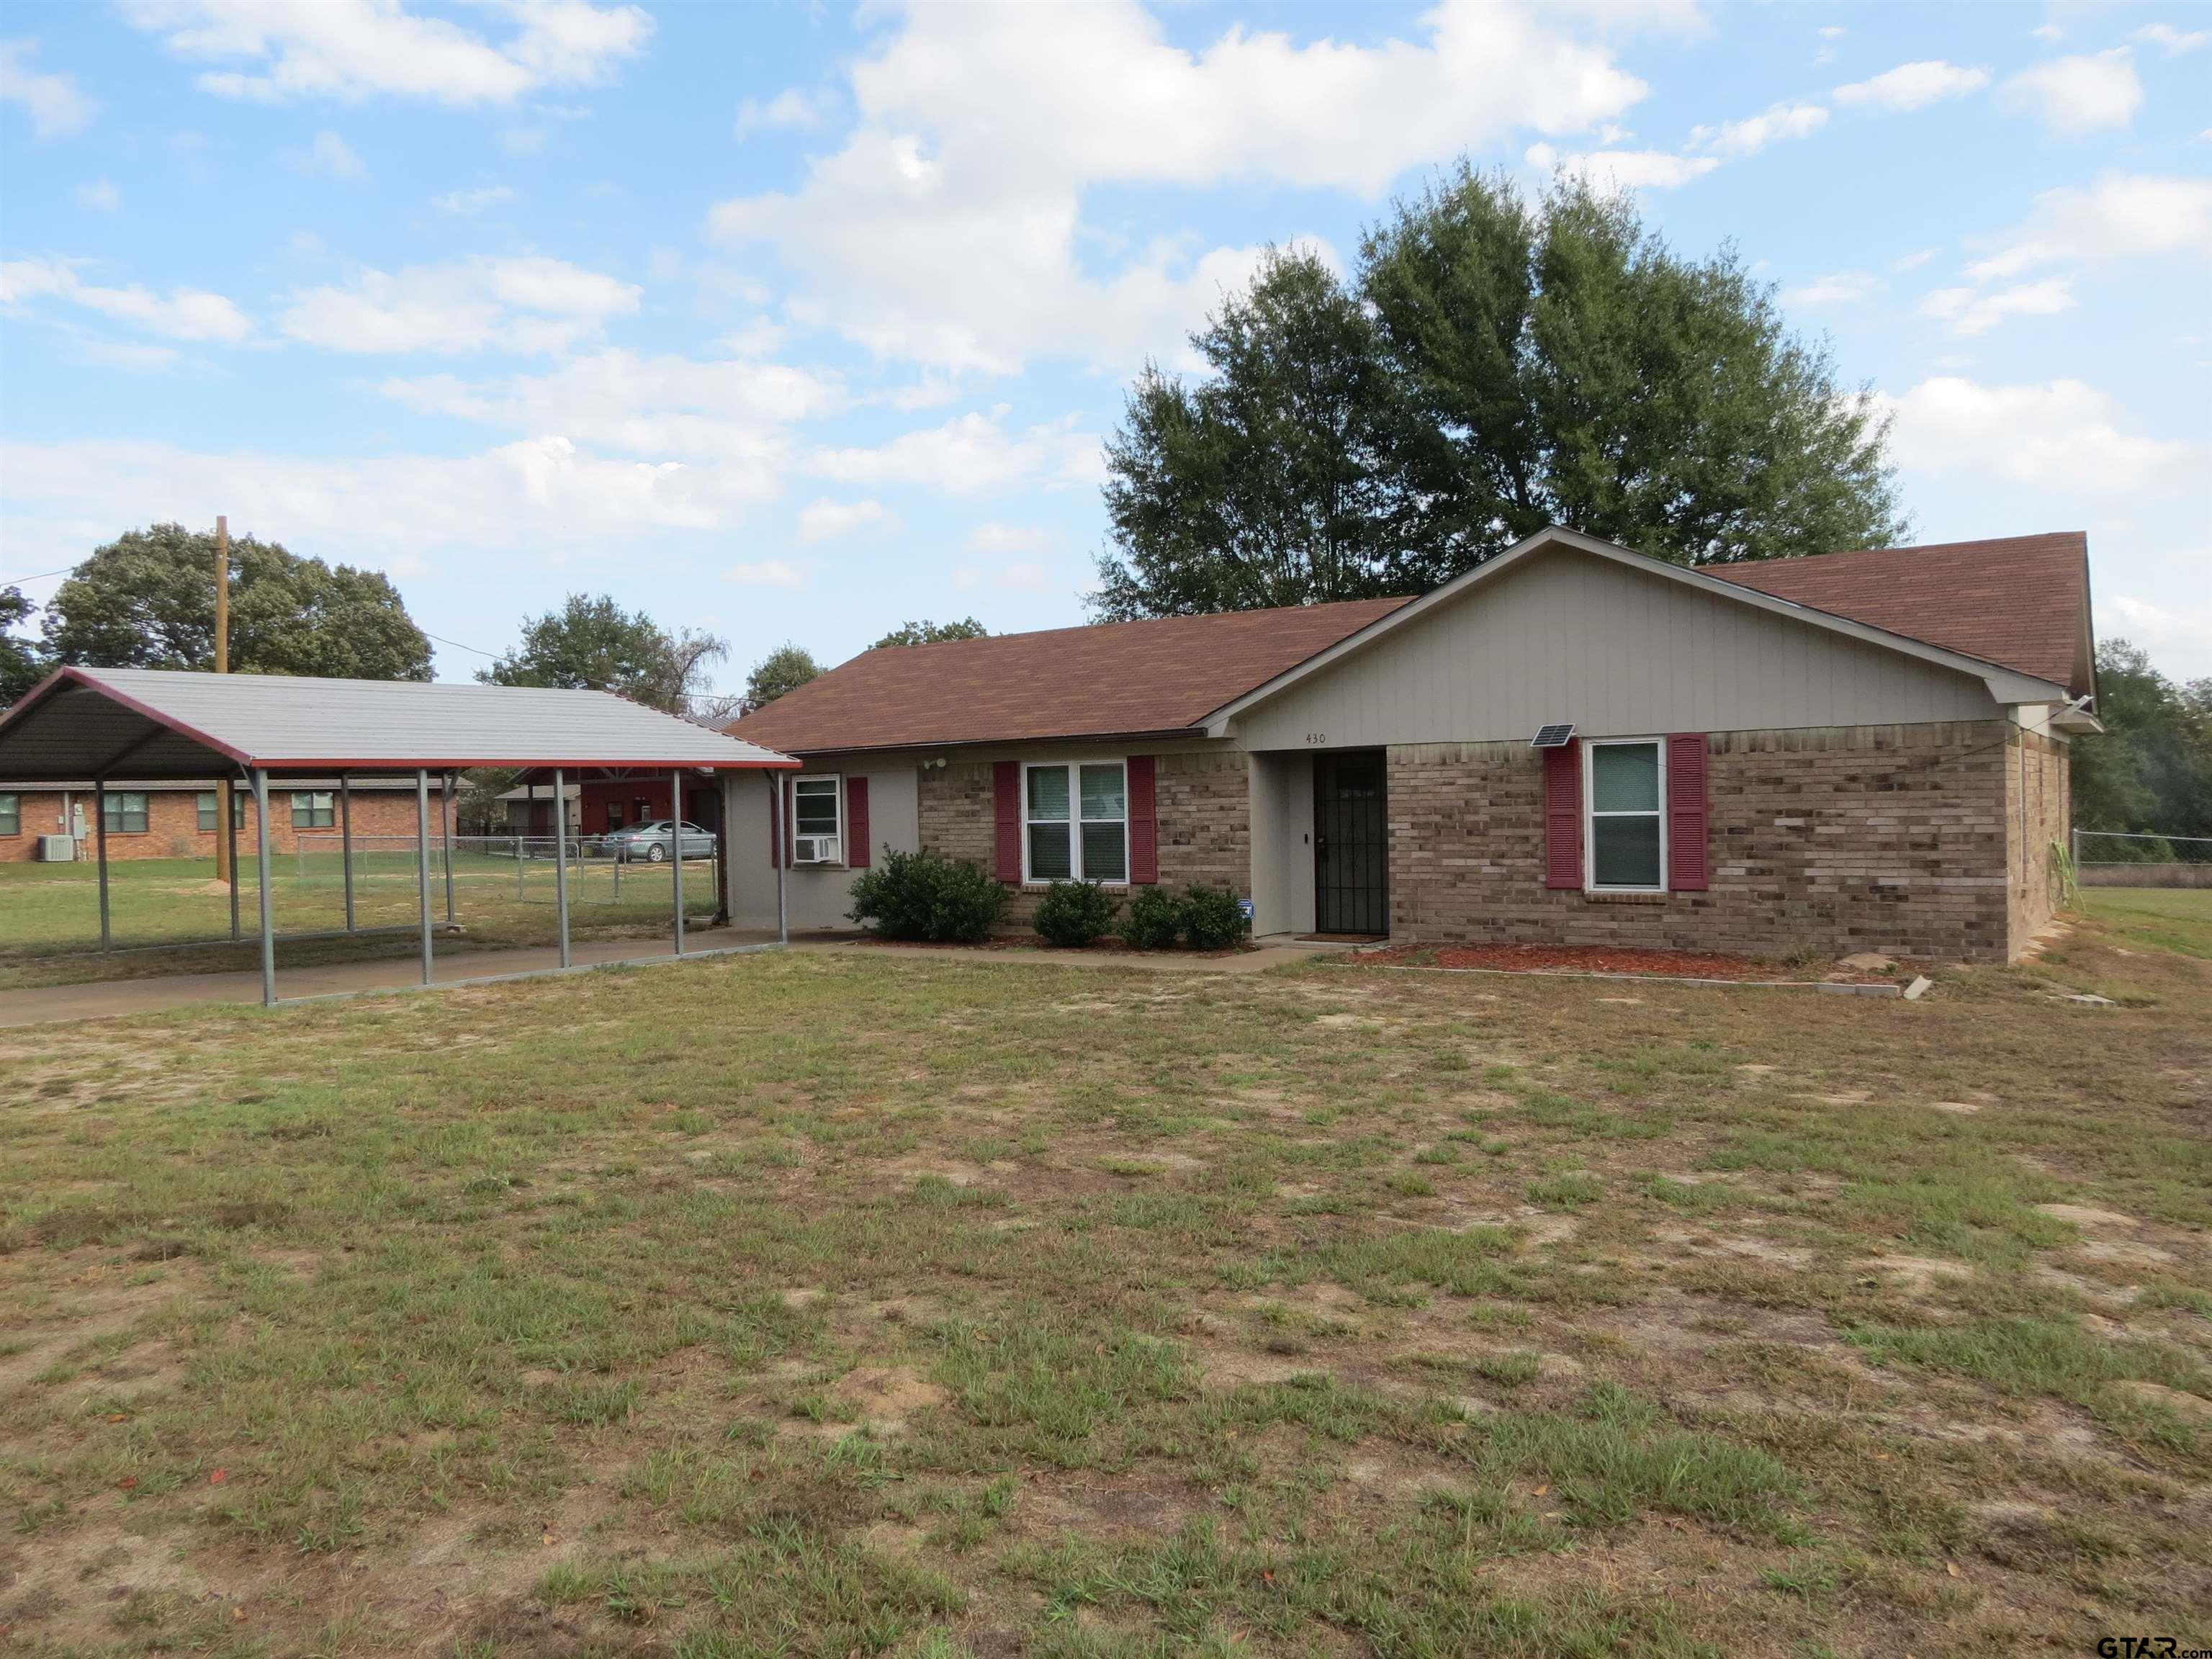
[{"left": 1304, "top": 732, "right": 1328, "bottom": 745}]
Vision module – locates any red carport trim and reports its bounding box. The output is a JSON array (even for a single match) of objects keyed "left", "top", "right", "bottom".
[
  {"left": 0, "top": 665, "right": 259, "bottom": 768},
  {"left": 264, "top": 756, "right": 803, "bottom": 770}
]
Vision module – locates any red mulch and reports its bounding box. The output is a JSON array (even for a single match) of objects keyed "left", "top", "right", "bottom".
[{"left": 1348, "top": 942, "right": 1889, "bottom": 983}]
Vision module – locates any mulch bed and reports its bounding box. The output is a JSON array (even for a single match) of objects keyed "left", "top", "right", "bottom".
[
  {"left": 845, "top": 935, "right": 1251, "bottom": 958},
  {"left": 1345, "top": 942, "right": 1892, "bottom": 983}
]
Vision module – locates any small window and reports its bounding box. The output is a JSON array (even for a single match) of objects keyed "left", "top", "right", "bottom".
[
  {"left": 1586, "top": 740, "right": 1665, "bottom": 891},
  {"left": 634, "top": 797, "right": 651, "bottom": 825},
  {"left": 102, "top": 791, "right": 149, "bottom": 835},
  {"left": 291, "top": 791, "right": 336, "bottom": 830},
  {"left": 197, "top": 791, "right": 217, "bottom": 832},
  {"left": 0, "top": 793, "right": 18, "bottom": 836},
  {"left": 793, "top": 776, "right": 841, "bottom": 852},
  {"left": 606, "top": 802, "right": 626, "bottom": 831},
  {"left": 1023, "top": 761, "right": 1128, "bottom": 884}
]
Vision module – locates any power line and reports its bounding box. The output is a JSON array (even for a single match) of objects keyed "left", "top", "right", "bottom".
[
  {"left": 423, "top": 629, "right": 500, "bottom": 660},
  {"left": 0, "top": 566, "right": 73, "bottom": 588}
]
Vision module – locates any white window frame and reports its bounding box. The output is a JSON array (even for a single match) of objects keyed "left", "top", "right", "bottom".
[
  {"left": 102, "top": 791, "right": 150, "bottom": 835},
  {"left": 291, "top": 790, "right": 336, "bottom": 830},
  {"left": 1021, "top": 758, "right": 1130, "bottom": 886},
  {"left": 791, "top": 773, "right": 843, "bottom": 864},
  {"left": 0, "top": 792, "right": 19, "bottom": 837},
  {"left": 1583, "top": 737, "right": 1668, "bottom": 895}
]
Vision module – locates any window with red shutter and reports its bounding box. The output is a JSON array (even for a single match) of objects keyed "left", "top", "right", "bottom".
[
  {"left": 846, "top": 775, "right": 871, "bottom": 868},
  {"left": 1127, "top": 755, "right": 1158, "bottom": 884},
  {"left": 1665, "top": 734, "right": 1709, "bottom": 891},
  {"left": 1543, "top": 741, "right": 1582, "bottom": 889}
]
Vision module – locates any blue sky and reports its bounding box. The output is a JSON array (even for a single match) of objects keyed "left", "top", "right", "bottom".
[{"left": 2, "top": 1, "right": 2207, "bottom": 693}]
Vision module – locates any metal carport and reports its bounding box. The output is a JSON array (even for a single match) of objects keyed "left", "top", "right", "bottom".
[{"left": 0, "top": 666, "right": 799, "bottom": 1004}]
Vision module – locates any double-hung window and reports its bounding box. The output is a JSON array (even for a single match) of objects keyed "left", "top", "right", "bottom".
[
  {"left": 792, "top": 775, "right": 841, "bottom": 858},
  {"left": 292, "top": 791, "right": 336, "bottom": 830},
  {"left": 1586, "top": 739, "right": 1665, "bottom": 891},
  {"left": 1024, "top": 761, "right": 1127, "bottom": 884},
  {"left": 0, "top": 793, "right": 18, "bottom": 836},
  {"left": 102, "top": 792, "right": 149, "bottom": 835},
  {"left": 197, "top": 791, "right": 218, "bottom": 832}
]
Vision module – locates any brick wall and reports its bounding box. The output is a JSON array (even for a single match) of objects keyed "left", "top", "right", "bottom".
[
  {"left": 0, "top": 788, "right": 452, "bottom": 864},
  {"left": 1388, "top": 721, "right": 2018, "bottom": 961},
  {"left": 915, "top": 747, "right": 1251, "bottom": 930},
  {"left": 2007, "top": 727, "right": 2069, "bottom": 947}
]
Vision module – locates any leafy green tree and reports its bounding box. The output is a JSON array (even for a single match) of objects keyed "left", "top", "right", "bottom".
[
  {"left": 1094, "top": 168, "right": 1906, "bottom": 619},
  {"left": 743, "top": 642, "right": 821, "bottom": 711},
  {"left": 1, "top": 585, "right": 44, "bottom": 705},
  {"left": 482, "top": 594, "right": 726, "bottom": 715},
  {"left": 2072, "top": 640, "right": 2212, "bottom": 856},
  {"left": 873, "top": 617, "right": 991, "bottom": 648},
  {"left": 40, "top": 523, "right": 433, "bottom": 680}
]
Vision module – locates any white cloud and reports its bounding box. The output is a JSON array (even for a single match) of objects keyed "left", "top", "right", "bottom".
[
  {"left": 0, "top": 433, "right": 783, "bottom": 575},
  {"left": 1916, "top": 276, "right": 2075, "bottom": 336},
  {"left": 78, "top": 339, "right": 181, "bottom": 372},
  {"left": 377, "top": 349, "right": 839, "bottom": 455},
  {"left": 997, "top": 561, "right": 1053, "bottom": 594},
  {"left": 966, "top": 521, "right": 1056, "bottom": 556},
  {"left": 500, "top": 125, "right": 546, "bottom": 154},
  {"left": 1688, "top": 99, "right": 1827, "bottom": 158},
  {"left": 0, "top": 37, "right": 93, "bottom": 137},
  {"left": 75, "top": 179, "right": 120, "bottom": 212},
  {"left": 795, "top": 498, "right": 890, "bottom": 542},
  {"left": 1782, "top": 271, "right": 1879, "bottom": 306},
  {"left": 0, "top": 256, "right": 253, "bottom": 343},
  {"left": 296, "top": 128, "right": 367, "bottom": 179},
  {"left": 2134, "top": 23, "right": 2209, "bottom": 55},
  {"left": 433, "top": 184, "right": 516, "bottom": 215},
  {"left": 2031, "top": 24, "right": 2064, "bottom": 44},
  {"left": 121, "top": 0, "right": 651, "bottom": 106},
  {"left": 1999, "top": 51, "right": 2142, "bottom": 135},
  {"left": 805, "top": 410, "right": 1102, "bottom": 495},
  {"left": 1880, "top": 375, "right": 2206, "bottom": 493},
  {"left": 1526, "top": 142, "right": 1717, "bottom": 189},
  {"left": 708, "top": 0, "right": 1655, "bottom": 372},
  {"left": 722, "top": 559, "right": 806, "bottom": 588},
  {"left": 736, "top": 86, "right": 835, "bottom": 137},
  {"left": 1832, "top": 60, "right": 1989, "bottom": 112},
  {"left": 1892, "top": 248, "right": 1936, "bottom": 271},
  {"left": 1968, "top": 174, "right": 2212, "bottom": 279},
  {"left": 2103, "top": 593, "right": 2212, "bottom": 666},
  {"left": 279, "top": 255, "right": 640, "bottom": 355}
]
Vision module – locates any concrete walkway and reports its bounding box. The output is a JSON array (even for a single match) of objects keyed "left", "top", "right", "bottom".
[{"left": 0, "top": 931, "right": 1345, "bottom": 1028}]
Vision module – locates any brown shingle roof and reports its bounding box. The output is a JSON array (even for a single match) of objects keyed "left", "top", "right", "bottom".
[
  {"left": 1709, "top": 531, "right": 2091, "bottom": 696},
  {"left": 731, "top": 598, "right": 1413, "bottom": 755}
]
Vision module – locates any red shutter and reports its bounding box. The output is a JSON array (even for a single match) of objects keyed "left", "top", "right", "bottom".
[
  {"left": 993, "top": 761, "right": 1021, "bottom": 883},
  {"left": 1543, "top": 741, "right": 1582, "bottom": 890},
  {"left": 1127, "top": 755, "right": 1158, "bottom": 884},
  {"left": 766, "top": 775, "right": 781, "bottom": 868},
  {"left": 846, "top": 776, "right": 870, "bottom": 868},
  {"left": 1666, "top": 734, "right": 1709, "bottom": 891}
]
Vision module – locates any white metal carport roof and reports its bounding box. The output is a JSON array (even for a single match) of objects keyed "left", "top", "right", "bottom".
[{"left": 0, "top": 665, "right": 799, "bottom": 781}]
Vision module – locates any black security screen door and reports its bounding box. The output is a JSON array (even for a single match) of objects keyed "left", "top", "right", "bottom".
[{"left": 1313, "top": 751, "right": 1388, "bottom": 935}]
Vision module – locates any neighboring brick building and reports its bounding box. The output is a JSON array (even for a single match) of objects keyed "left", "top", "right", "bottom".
[
  {"left": 727, "top": 526, "right": 2096, "bottom": 962},
  {"left": 0, "top": 781, "right": 453, "bottom": 864}
]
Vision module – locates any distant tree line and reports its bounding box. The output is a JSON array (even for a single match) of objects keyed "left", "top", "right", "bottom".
[{"left": 2073, "top": 640, "right": 2212, "bottom": 860}]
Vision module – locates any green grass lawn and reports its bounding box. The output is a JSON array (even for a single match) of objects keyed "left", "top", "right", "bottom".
[
  {"left": 0, "top": 853, "right": 721, "bottom": 991},
  {"left": 1, "top": 907, "right": 2207, "bottom": 1655},
  {"left": 2082, "top": 886, "right": 2212, "bottom": 961}
]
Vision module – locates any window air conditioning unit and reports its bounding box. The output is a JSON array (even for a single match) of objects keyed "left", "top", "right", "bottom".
[
  {"left": 36, "top": 835, "right": 76, "bottom": 863},
  {"left": 793, "top": 835, "right": 840, "bottom": 865}
]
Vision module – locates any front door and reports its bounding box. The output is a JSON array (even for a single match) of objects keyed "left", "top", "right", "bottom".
[{"left": 1313, "top": 751, "right": 1388, "bottom": 935}]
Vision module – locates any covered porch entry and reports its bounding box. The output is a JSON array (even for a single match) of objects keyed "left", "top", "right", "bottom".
[{"left": 1247, "top": 748, "right": 1390, "bottom": 940}]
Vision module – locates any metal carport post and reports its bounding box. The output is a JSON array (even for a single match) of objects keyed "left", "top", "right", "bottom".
[
  {"left": 670, "top": 766, "right": 685, "bottom": 956},
  {"left": 414, "top": 769, "right": 434, "bottom": 985},
  {"left": 552, "top": 765, "right": 571, "bottom": 968},
  {"left": 252, "top": 768, "right": 276, "bottom": 1007}
]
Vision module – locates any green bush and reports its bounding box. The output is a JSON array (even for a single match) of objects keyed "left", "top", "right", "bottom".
[
  {"left": 1035, "top": 880, "right": 1120, "bottom": 948},
  {"left": 1123, "top": 887, "right": 1187, "bottom": 950},
  {"left": 847, "top": 849, "right": 1007, "bottom": 943},
  {"left": 1182, "top": 884, "right": 1248, "bottom": 950}
]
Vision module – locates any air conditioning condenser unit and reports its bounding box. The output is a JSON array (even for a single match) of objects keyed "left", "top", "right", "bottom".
[{"left": 36, "top": 835, "right": 76, "bottom": 863}]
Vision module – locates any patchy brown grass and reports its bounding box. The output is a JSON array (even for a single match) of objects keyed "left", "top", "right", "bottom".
[{"left": 0, "top": 907, "right": 2206, "bottom": 1656}]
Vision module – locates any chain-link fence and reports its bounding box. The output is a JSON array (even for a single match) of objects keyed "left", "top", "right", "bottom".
[
  {"left": 2072, "top": 830, "right": 2212, "bottom": 888},
  {"left": 291, "top": 834, "right": 721, "bottom": 909}
]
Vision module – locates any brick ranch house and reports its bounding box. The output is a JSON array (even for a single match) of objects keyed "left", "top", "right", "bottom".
[
  {"left": 727, "top": 526, "right": 2096, "bottom": 963},
  {"left": 0, "top": 778, "right": 454, "bottom": 863}
]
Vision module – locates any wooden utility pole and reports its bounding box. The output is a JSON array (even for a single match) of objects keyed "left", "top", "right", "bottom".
[{"left": 213, "top": 515, "right": 233, "bottom": 884}]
